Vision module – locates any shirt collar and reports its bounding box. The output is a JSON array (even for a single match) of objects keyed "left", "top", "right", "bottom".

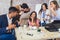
[{"left": 7, "top": 14, "right": 12, "bottom": 20}]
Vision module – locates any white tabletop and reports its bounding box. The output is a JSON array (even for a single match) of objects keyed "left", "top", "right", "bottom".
[{"left": 15, "top": 27, "right": 60, "bottom": 40}]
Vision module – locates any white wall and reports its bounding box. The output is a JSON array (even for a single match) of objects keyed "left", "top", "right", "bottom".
[
  {"left": 0, "top": 0, "right": 10, "bottom": 15},
  {"left": 12, "top": 0, "right": 50, "bottom": 19}
]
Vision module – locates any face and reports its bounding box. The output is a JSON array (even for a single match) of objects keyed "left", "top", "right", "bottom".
[
  {"left": 50, "top": 2, "right": 56, "bottom": 9},
  {"left": 21, "top": 8, "right": 29, "bottom": 13},
  {"left": 31, "top": 13, "right": 36, "bottom": 18},
  {"left": 11, "top": 11, "right": 18, "bottom": 17},
  {"left": 42, "top": 5, "right": 46, "bottom": 11}
]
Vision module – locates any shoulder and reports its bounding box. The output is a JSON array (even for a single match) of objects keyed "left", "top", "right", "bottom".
[
  {"left": 36, "top": 19, "right": 39, "bottom": 22},
  {"left": 57, "top": 8, "right": 60, "bottom": 11},
  {"left": 56, "top": 8, "right": 60, "bottom": 13},
  {"left": 0, "top": 14, "right": 7, "bottom": 19},
  {"left": 58, "top": 8, "right": 60, "bottom": 10},
  {"left": 0, "top": 14, "right": 6, "bottom": 17},
  {"left": 46, "top": 9, "right": 48, "bottom": 11}
]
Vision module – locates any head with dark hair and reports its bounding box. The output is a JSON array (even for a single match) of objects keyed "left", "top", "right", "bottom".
[
  {"left": 9, "top": 7, "right": 19, "bottom": 18},
  {"left": 39, "top": 3, "right": 48, "bottom": 13},
  {"left": 20, "top": 3, "right": 30, "bottom": 13},
  {"left": 21, "top": 3, "right": 29, "bottom": 9},
  {"left": 29, "top": 11, "right": 37, "bottom": 23},
  {"left": 9, "top": 7, "right": 19, "bottom": 13},
  {"left": 50, "top": 1, "right": 59, "bottom": 10}
]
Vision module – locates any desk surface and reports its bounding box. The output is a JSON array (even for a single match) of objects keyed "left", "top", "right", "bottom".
[{"left": 15, "top": 27, "right": 60, "bottom": 40}]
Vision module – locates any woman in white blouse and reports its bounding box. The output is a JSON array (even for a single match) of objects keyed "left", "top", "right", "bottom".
[
  {"left": 38, "top": 3, "right": 50, "bottom": 26},
  {"left": 49, "top": 0, "right": 60, "bottom": 20}
]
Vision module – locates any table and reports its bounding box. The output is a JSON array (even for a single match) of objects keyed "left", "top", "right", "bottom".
[{"left": 15, "top": 27, "right": 60, "bottom": 40}]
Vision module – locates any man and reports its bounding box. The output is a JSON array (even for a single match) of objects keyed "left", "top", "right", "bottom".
[
  {"left": 13, "top": 3, "right": 30, "bottom": 25},
  {"left": 15, "top": 3, "right": 30, "bottom": 14},
  {"left": 0, "top": 7, "right": 19, "bottom": 40}
]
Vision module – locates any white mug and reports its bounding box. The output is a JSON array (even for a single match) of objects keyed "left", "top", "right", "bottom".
[
  {"left": 24, "top": 25, "right": 27, "bottom": 28},
  {"left": 58, "top": 28, "right": 60, "bottom": 32}
]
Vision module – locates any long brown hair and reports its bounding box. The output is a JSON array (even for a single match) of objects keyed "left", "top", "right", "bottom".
[
  {"left": 39, "top": 3, "right": 48, "bottom": 14},
  {"left": 29, "top": 11, "right": 37, "bottom": 23},
  {"left": 50, "top": 1, "right": 59, "bottom": 10}
]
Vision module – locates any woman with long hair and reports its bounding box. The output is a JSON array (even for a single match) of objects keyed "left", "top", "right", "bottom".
[
  {"left": 49, "top": 0, "right": 60, "bottom": 20},
  {"left": 39, "top": 3, "right": 49, "bottom": 26},
  {"left": 28, "top": 11, "right": 39, "bottom": 27}
]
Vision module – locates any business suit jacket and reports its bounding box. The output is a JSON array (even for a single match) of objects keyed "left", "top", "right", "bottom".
[{"left": 0, "top": 14, "right": 19, "bottom": 40}]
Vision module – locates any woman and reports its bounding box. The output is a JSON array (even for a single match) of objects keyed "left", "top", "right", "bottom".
[
  {"left": 39, "top": 3, "right": 50, "bottom": 26},
  {"left": 49, "top": 1, "right": 60, "bottom": 20},
  {"left": 28, "top": 11, "right": 39, "bottom": 27},
  {"left": 45, "top": 1, "right": 60, "bottom": 40}
]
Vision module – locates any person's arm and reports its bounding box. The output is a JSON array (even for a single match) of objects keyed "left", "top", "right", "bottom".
[
  {"left": 0, "top": 27, "right": 8, "bottom": 34},
  {"left": 36, "top": 19, "right": 40, "bottom": 27},
  {"left": 0, "top": 24, "right": 16, "bottom": 34},
  {"left": 27, "top": 19, "right": 31, "bottom": 26},
  {"left": 51, "top": 9, "right": 57, "bottom": 16},
  {"left": 48, "top": 6, "right": 57, "bottom": 16},
  {"left": 31, "top": 19, "right": 40, "bottom": 27},
  {"left": 0, "top": 17, "right": 7, "bottom": 34},
  {"left": 0, "top": 19, "right": 8, "bottom": 34},
  {"left": 15, "top": 22, "right": 20, "bottom": 27},
  {"left": 12, "top": 16, "right": 20, "bottom": 27}
]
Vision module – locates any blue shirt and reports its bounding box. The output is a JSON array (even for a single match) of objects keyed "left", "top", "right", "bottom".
[{"left": 41, "top": 11, "right": 46, "bottom": 18}]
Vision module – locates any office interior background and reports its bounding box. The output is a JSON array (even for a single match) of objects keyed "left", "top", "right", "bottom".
[
  {"left": 0, "top": 0, "right": 60, "bottom": 14},
  {"left": 0, "top": 0, "right": 60, "bottom": 25},
  {"left": 0, "top": 0, "right": 60, "bottom": 40}
]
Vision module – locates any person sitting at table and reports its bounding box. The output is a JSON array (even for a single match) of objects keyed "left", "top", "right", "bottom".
[
  {"left": 49, "top": 0, "right": 60, "bottom": 21},
  {"left": 45, "top": 0, "right": 60, "bottom": 35},
  {"left": 28, "top": 11, "right": 40, "bottom": 27},
  {"left": 38, "top": 3, "right": 50, "bottom": 26}
]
